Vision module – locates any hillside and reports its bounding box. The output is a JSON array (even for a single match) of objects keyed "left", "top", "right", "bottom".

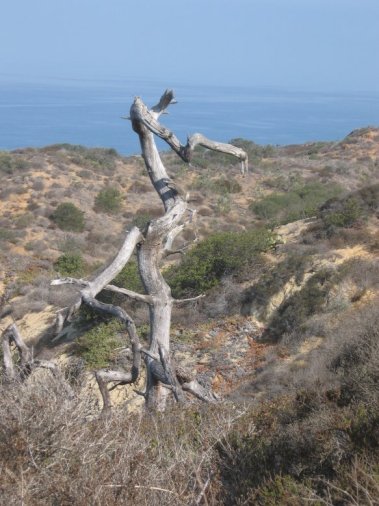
[{"left": 0, "top": 127, "right": 378, "bottom": 504}]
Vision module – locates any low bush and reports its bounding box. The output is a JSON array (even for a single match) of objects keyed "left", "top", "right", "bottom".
[
  {"left": 0, "top": 152, "right": 29, "bottom": 174},
  {"left": 0, "top": 228, "right": 17, "bottom": 242},
  {"left": 131, "top": 212, "right": 152, "bottom": 229},
  {"left": 319, "top": 184, "right": 379, "bottom": 232},
  {"left": 40, "top": 144, "right": 119, "bottom": 174},
  {"left": 94, "top": 187, "right": 122, "bottom": 214},
  {"left": 193, "top": 174, "right": 242, "bottom": 195},
  {"left": 50, "top": 202, "right": 85, "bottom": 232},
  {"left": 219, "top": 305, "right": 379, "bottom": 504},
  {"left": 76, "top": 319, "right": 124, "bottom": 368},
  {"left": 0, "top": 152, "right": 14, "bottom": 174},
  {"left": 54, "top": 252, "right": 85, "bottom": 276},
  {"left": 251, "top": 182, "right": 343, "bottom": 226},
  {"left": 165, "top": 228, "right": 277, "bottom": 297},
  {"left": 230, "top": 138, "right": 275, "bottom": 159},
  {"left": 97, "top": 260, "right": 145, "bottom": 307},
  {"left": 112, "top": 260, "right": 144, "bottom": 293},
  {"left": 320, "top": 197, "right": 363, "bottom": 230}
]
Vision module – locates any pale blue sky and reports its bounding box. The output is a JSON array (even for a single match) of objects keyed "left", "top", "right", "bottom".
[{"left": 1, "top": 0, "right": 378, "bottom": 91}]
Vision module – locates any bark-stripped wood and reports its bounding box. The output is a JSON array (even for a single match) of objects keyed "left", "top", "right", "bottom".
[
  {"left": 131, "top": 92, "right": 248, "bottom": 174},
  {"left": 46, "top": 89, "right": 248, "bottom": 412},
  {"left": 1, "top": 323, "right": 59, "bottom": 382}
]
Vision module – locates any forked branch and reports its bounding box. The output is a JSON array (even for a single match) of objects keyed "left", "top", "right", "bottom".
[{"left": 130, "top": 91, "right": 248, "bottom": 174}]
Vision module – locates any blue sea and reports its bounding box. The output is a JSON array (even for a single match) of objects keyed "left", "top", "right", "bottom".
[{"left": 0, "top": 78, "right": 378, "bottom": 155}]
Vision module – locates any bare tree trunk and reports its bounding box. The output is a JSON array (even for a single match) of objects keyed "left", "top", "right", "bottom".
[
  {"left": 47, "top": 89, "right": 248, "bottom": 413},
  {"left": 129, "top": 90, "right": 247, "bottom": 410}
]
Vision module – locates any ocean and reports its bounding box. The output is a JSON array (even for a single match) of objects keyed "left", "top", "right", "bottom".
[{"left": 0, "top": 79, "right": 378, "bottom": 155}]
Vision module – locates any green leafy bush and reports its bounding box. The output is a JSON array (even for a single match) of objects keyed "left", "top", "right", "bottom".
[
  {"left": 214, "top": 177, "right": 242, "bottom": 194},
  {"left": 76, "top": 319, "right": 122, "bottom": 368},
  {"left": 113, "top": 260, "right": 144, "bottom": 293},
  {"left": 50, "top": 203, "right": 85, "bottom": 232},
  {"left": 98, "top": 260, "right": 145, "bottom": 306},
  {"left": 131, "top": 213, "right": 152, "bottom": 230},
  {"left": 165, "top": 229, "right": 277, "bottom": 297},
  {"left": 230, "top": 138, "right": 275, "bottom": 159},
  {"left": 320, "top": 197, "right": 363, "bottom": 229},
  {"left": 94, "top": 187, "right": 122, "bottom": 214},
  {"left": 54, "top": 253, "right": 85, "bottom": 276},
  {"left": 251, "top": 182, "right": 343, "bottom": 226}
]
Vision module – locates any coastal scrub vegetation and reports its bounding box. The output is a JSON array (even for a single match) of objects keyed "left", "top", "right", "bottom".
[
  {"left": 50, "top": 202, "right": 85, "bottom": 232},
  {"left": 0, "top": 301, "right": 377, "bottom": 504},
  {"left": 94, "top": 186, "right": 122, "bottom": 214},
  {"left": 1, "top": 98, "right": 379, "bottom": 505},
  {"left": 250, "top": 181, "right": 343, "bottom": 226},
  {"left": 165, "top": 228, "right": 277, "bottom": 297}
]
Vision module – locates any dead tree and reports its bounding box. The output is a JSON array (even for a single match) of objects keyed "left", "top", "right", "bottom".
[
  {"left": 46, "top": 90, "right": 247, "bottom": 411},
  {"left": 1, "top": 323, "right": 63, "bottom": 383}
]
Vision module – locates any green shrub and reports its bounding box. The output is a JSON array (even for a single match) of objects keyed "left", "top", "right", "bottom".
[
  {"left": 0, "top": 152, "right": 29, "bottom": 174},
  {"left": 192, "top": 174, "right": 242, "bottom": 196},
  {"left": 54, "top": 253, "right": 85, "bottom": 276},
  {"left": 0, "top": 228, "right": 16, "bottom": 242},
  {"left": 230, "top": 138, "right": 275, "bottom": 159},
  {"left": 76, "top": 319, "right": 123, "bottom": 368},
  {"left": 0, "top": 152, "right": 14, "bottom": 174},
  {"left": 15, "top": 213, "right": 34, "bottom": 229},
  {"left": 251, "top": 182, "right": 343, "bottom": 226},
  {"left": 94, "top": 187, "right": 122, "bottom": 214},
  {"left": 212, "top": 177, "right": 242, "bottom": 194},
  {"left": 131, "top": 213, "right": 152, "bottom": 229},
  {"left": 50, "top": 203, "right": 85, "bottom": 232},
  {"left": 113, "top": 261, "right": 144, "bottom": 293},
  {"left": 98, "top": 260, "right": 145, "bottom": 306},
  {"left": 41, "top": 144, "right": 119, "bottom": 173},
  {"left": 165, "top": 229, "right": 277, "bottom": 297},
  {"left": 321, "top": 197, "right": 363, "bottom": 229}
]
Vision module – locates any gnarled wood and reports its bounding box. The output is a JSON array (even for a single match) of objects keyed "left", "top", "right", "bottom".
[
  {"left": 79, "top": 295, "right": 142, "bottom": 414},
  {"left": 45, "top": 89, "right": 247, "bottom": 413},
  {"left": 131, "top": 91, "right": 248, "bottom": 174},
  {"left": 1, "top": 323, "right": 61, "bottom": 383},
  {"left": 130, "top": 90, "right": 246, "bottom": 410}
]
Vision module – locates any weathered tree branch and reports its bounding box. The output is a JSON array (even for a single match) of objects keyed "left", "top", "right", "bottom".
[
  {"left": 51, "top": 226, "right": 143, "bottom": 336},
  {"left": 174, "top": 294, "right": 206, "bottom": 304},
  {"left": 2, "top": 323, "right": 32, "bottom": 379},
  {"left": 181, "top": 381, "right": 219, "bottom": 403},
  {"left": 102, "top": 285, "right": 153, "bottom": 304},
  {"left": 1, "top": 323, "right": 63, "bottom": 384},
  {"left": 80, "top": 295, "right": 141, "bottom": 414},
  {"left": 130, "top": 91, "right": 248, "bottom": 174}
]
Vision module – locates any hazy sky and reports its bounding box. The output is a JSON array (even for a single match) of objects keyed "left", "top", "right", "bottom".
[{"left": 1, "top": 0, "right": 378, "bottom": 91}]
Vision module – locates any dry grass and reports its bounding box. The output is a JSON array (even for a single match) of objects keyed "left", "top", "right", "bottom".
[{"left": 0, "top": 372, "right": 250, "bottom": 505}]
